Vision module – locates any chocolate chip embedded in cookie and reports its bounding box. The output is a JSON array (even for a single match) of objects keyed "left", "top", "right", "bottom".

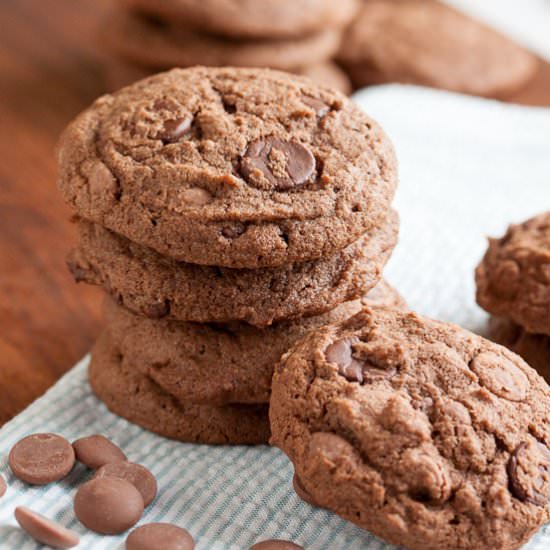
[
  {"left": 489, "top": 317, "right": 550, "bottom": 384},
  {"left": 104, "top": 280, "right": 405, "bottom": 407},
  {"left": 270, "top": 306, "right": 550, "bottom": 550},
  {"left": 103, "top": 12, "right": 343, "bottom": 73},
  {"left": 476, "top": 212, "right": 550, "bottom": 336},
  {"left": 338, "top": 0, "right": 537, "bottom": 98},
  {"left": 121, "top": 0, "right": 359, "bottom": 39},
  {"left": 69, "top": 211, "right": 398, "bottom": 326},
  {"left": 89, "top": 332, "right": 270, "bottom": 445},
  {"left": 58, "top": 67, "right": 397, "bottom": 268}
]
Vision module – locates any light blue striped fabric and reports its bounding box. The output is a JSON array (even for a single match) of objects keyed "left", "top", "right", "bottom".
[{"left": 1, "top": 86, "right": 550, "bottom": 549}]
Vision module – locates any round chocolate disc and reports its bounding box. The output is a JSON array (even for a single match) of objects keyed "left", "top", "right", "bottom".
[
  {"left": 9, "top": 433, "right": 75, "bottom": 485},
  {"left": 74, "top": 477, "right": 144, "bottom": 534},
  {"left": 15, "top": 506, "right": 79, "bottom": 549},
  {"left": 73, "top": 434, "right": 127, "bottom": 469},
  {"left": 94, "top": 462, "right": 157, "bottom": 506},
  {"left": 250, "top": 540, "right": 303, "bottom": 550}
]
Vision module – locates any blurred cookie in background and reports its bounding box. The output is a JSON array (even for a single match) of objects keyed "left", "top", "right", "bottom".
[
  {"left": 338, "top": 0, "right": 538, "bottom": 98},
  {"left": 101, "top": 0, "right": 357, "bottom": 94}
]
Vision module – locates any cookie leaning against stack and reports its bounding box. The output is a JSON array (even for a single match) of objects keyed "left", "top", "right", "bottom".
[
  {"left": 270, "top": 305, "right": 550, "bottom": 550},
  {"left": 103, "top": 0, "right": 358, "bottom": 94},
  {"left": 476, "top": 211, "right": 550, "bottom": 383},
  {"left": 58, "top": 67, "right": 399, "bottom": 445}
]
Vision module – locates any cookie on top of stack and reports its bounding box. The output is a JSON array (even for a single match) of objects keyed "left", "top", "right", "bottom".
[
  {"left": 102, "top": 0, "right": 358, "bottom": 94},
  {"left": 57, "top": 66, "right": 399, "bottom": 445},
  {"left": 476, "top": 211, "right": 550, "bottom": 382}
]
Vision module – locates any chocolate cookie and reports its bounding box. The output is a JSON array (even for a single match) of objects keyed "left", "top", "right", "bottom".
[
  {"left": 58, "top": 67, "right": 397, "bottom": 268},
  {"left": 270, "top": 306, "right": 550, "bottom": 550},
  {"left": 121, "top": 0, "right": 359, "bottom": 39},
  {"left": 338, "top": 0, "right": 537, "bottom": 97},
  {"left": 68, "top": 211, "right": 398, "bottom": 326},
  {"left": 104, "top": 61, "right": 352, "bottom": 95},
  {"left": 103, "top": 280, "right": 406, "bottom": 406},
  {"left": 476, "top": 212, "right": 550, "bottom": 336},
  {"left": 103, "top": 12, "right": 342, "bottom": 72},
  {"left": 489, "top": 317, "right": 550, "bottom": 384},
  {"left": 89, "top": 332, "right": 270, "bottom": 445}
]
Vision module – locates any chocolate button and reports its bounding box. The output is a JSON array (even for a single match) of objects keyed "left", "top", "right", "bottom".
[
  {"left": 15, "top": 507, "right": 79, "bottom": 549},
  {"left": 9, "top": 433, "right": 75, "bottom": 485},
  {"left": 470, "top": 351, "right": 529, "bottom": 401},
  {"left": 325, "top": 336, "right": 364, "bottom": 382},
  {"left": 74, "top": 477, "right": 144, "bottom": 534},
  {"left": 0, "top": 475, "right": 6, "bottom": 497},
  {"left": 508, "top": 440, "right": 550, "bottom": 506},
  {"left": 73, "top": 434, "right": 127, "bottom": 469},
  {"left": 157, "top": 117, "right": 193, "bottom": 143},
  {"left": 240, "top": 137, "right": 315, "bottom": 191},
  {"left": 250, "top": 540, "right": 303, "bottom": 550},
  {"left": 302, "top": 96, "right": 330, "bottom": 118},
  {"left": 126, "top": 523, "right": 195, "bottom": 550},
  {"left": 94, "top": 462, "right": 157, "bottom": 507}
]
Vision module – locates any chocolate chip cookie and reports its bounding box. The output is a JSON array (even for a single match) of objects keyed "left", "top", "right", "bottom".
[
  {"left": 270, "top": 306, "right": 550, "bottom": 550},
  {"left": 89, "top": 331, "right": 270, "bottom": 445},
  {"left": 476, "top": 212, "right": 550, "bottom": 336},
  {"left": 104, "top": 12, "right": 342, "bottom": 72},
  {"left": 489, "top": 317, "right": 550, "bottom": 384},
  {"left": 57, "top": 67, "right": 397, "bottom": 268},
  {"left": 121, "top": 0, "right": 359, "bottom": 39},
  {"left": 103, "top": 280, "right": 405, "bottom": 406},
  {"left": 338, "top": 0, "right": 537, "bottom": 97},
  {"left": 68, "top": 210, "right": 398, "bottom": 326}
]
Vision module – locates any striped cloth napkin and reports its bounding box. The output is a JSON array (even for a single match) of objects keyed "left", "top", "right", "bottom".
[{"left": 1, "top": 85, "right": 550, "bottom": 549}]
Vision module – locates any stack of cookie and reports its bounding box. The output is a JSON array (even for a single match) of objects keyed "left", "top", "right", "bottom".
[
  {"left": 476, "top": 212, "right": 550, "bottom": 382},
  {"left": 102, "top": 0, "right": 358, "bottom": 94},
  {"left": 57, "top": 67, "right": 399, "bottom": 445}
]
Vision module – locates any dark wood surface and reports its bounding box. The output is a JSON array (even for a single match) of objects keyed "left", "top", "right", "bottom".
[{"left": 0, "top": 0, "right": 549, "bottom": 425}]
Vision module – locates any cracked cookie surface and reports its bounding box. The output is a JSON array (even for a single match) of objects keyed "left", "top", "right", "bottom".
[
  {"left": 89, "top": 331, "right": 270, "bottom": 445},
  {"left": 68, "top": 211, "right": 398, "bottom": 326},
  {"left": 103, "top": 280, "right": 406, "bottom": 406},
  {"left": 338, "top": 0, "right": 537, "bottom": 97},
  {"left": 270, "top": 306, "right": 550, "bottom": 550},
  {"left": 57, "top": 67, "right": 397, "bottom": 268},
  {"left": 121, "top": 0, "right": 359, "bottom": 39},
  {"left": 476, "top": 212, "right": 550, "bottom": 336}
]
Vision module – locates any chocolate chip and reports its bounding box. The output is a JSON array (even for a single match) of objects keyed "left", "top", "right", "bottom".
[
  {"left": 326, "top": 337, "right": 398, "bottom": 384},
  {"left": 15, "top": 507, "right": 79, "bottom": 549},
  {"left": 66, "top": 260, "right": 89, "bottom": 282},
  {"left": 508, "top": 440, "right": 550, "bottom": 506},
  {"left": 73, "top": 434, "right": 127, "bottom": 469},
  {"left": 302, "top": 96, "right": 330, "bottom": 118},
  {"left": 144, "top": 300, "right": 171, "bottom": 319},
  {"left": 157, "top": 117, "right": 193, "bottom": 144},
  {"left": 240, "top": 137, "right": 315, "bottom": 191},
  {"left": 126, "top": 523, "right": 195, "bottom": 550},
  {"left": 222, "top": 223, "right": 246, "bottom": 239},
  {"left": 0, "top": 475, "right": 6, "bottom": 498},
  {"left": 292, "top": 474, "right": 320, "bottom": 507},
  {"left": 74, "top": 477, "right": 144, "bottom": 534},
  {"left": 94, "top": 462, "right": 157, "bottom": 507},
  {"left": 9, "top": 433, "right": 75, "bottom": 485},
  {"left": 325, "top": 336, "right": 364, "bottom": 382},
  {"left": 181, "top": 187, "right": 212, "bottom": 206},
  {"left": 250, "top": 541, "right": 303, "bottom": 550},
  {"left": 470, "top": 351, "right": 529, "bottom": 401}
]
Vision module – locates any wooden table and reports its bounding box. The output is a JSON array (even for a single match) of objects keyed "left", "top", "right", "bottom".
[{"left": 0, "top": 0, "right": 549, "bottom": 425}]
